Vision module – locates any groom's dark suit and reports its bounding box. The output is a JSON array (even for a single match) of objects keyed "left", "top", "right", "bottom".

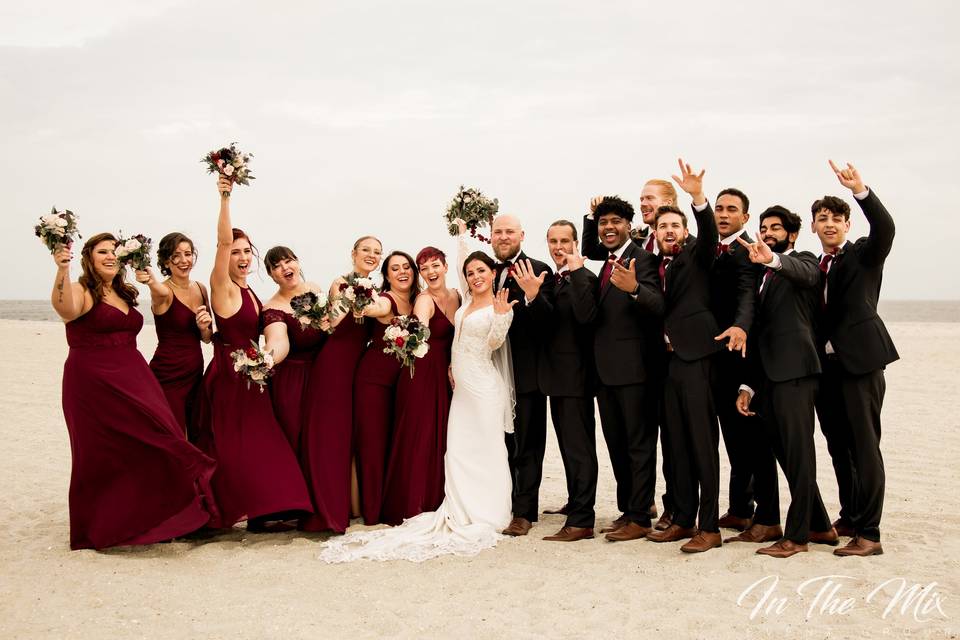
[
  {"left": 531, "top": 266, "right": 599, "bottom": 528},
  {"left": 496, "top": 251, "right": 554, "bottom": 523}
]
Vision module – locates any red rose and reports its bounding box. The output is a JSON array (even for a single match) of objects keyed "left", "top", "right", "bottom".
[
  {"left": 339, "top": 282, "right": 348, "bottom": 291},
  {"left": 245, "top": 347, "right": 258, "bottom": 360},
  {"left": 395, "top": 337, "right": 405, "bottom": 347}
]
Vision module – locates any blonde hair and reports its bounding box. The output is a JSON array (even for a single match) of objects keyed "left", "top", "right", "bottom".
[{"left": 645, "top": 179, "right": 677, "bottom": 205}]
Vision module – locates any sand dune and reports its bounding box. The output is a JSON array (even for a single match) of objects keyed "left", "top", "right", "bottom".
[{"left": 0, "top": 319, "right": 957, "bottom": 639}]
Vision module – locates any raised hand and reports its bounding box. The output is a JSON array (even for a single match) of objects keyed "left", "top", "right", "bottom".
[
  {"left": 735, "top": 236, "right": 775, "bottom": 265},
  {"left": 736, "top": 390, "right": 756, "bottom": 417},
  {"left": 513, "top": 258, "right": 546, "bottom": 300},
  {"left": 589, "top": 196, "right": 604, "bottom": 214},
  {"left": 609, "top": 258, "right": 638, "bottom": 293},
  {"left": 195, "top": 305, "right": 213, "bottom": 332},
  {"left": 134, "top": 268, "right": 155, "bottom": 285},
  {"left": 453, "top": 217, "right": 467, "bottom": 236},
  {"left": 671, "top": 157, "right": 706, "bottom": 205},
  {"left": 53, "top": 244, "right": 72, "bottom": 269},
  {"left": 565, "top": 246, "right": 586, "bottom": 272},
  {"left": 828, "top": 160, "right": 866, "bottom": 194},
  {"left": 217, "top": 175, "right": 233, "bottom": 198},
  {"left": 493, "top": 288, "right": 518, "bottom": 314},
  {"left": 715, "top": 325, "right": 747, "bottom": 356}
]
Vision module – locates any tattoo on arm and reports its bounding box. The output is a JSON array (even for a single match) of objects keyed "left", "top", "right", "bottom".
[{"left": 57, "top": 277, "right": 65, "bottom": 303}]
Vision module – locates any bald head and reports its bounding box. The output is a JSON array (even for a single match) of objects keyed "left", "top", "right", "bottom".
[{"left": 491, "top": 214, "right": 525, "bottom": 261}]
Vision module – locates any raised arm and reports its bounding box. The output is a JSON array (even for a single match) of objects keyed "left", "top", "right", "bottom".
[
  {"left": 135, "top": 268, "right": 174, "bottom": 314},
  {"left": 581, "top": 197, "right": 608, "bottom": 261},
  {"left": 829, "top": 161, "right": 895, "bottom": 266},
  {"left": 50, "top": 245, "right": 89, "bottom": 322},
  {"left": 671, "top": 158, "right": 717, "bottom": 268},
  {"left": 209, "top": 176, "right": 240, "bottom": 316}
]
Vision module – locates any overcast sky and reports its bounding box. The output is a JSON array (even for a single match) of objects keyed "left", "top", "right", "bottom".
[{"left": 2, "top": 0, "right": 958, "bottom": 300}]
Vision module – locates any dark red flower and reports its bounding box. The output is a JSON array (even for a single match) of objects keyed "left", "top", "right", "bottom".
[
  {"left": 245, "top": 347, "right": 258, "bottom": 360},
  {"left": 394, "top": 337, "right": 405, "bottom": 347}
]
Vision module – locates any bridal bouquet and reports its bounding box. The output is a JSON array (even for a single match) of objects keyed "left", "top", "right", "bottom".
[
  {"left": 202, "top": 142, "right": 255, "bottom": 195},
  {"left": 115, "top": 233, "right": 153, "bottom": 270},
  {"left": 230, "top": 340, "right": 275, "bottom": 392},
  {"left": 34, "top": 207, "right": 81, "bottom": 253},
  {"left": 290, "top": 290, "right": 335, "bottom": 334},
  {"left": 337, "top": 273, "right": 379, "bottom": 323},
  {"left": 444, "top": 186, "right": 499, "bottom": 243},
  {"left": 383, "top": 315, "right": 431, "bottom": 377}
]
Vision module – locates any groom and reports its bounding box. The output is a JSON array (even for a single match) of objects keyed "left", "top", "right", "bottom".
[{"left": 490, "top": 214, "right": 555, "bottom": 537}]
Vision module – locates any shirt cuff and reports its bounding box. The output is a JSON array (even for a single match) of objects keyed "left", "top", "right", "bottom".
[
  {"left": 738, "top": 384, "right": 755, "bottom": 399},
  {"left": 766, "top": 253, "right": 783, "bottom": 270},
  {"left": 853, "top": 188, "right": 869, "bottom": 200},
  {"left": 693, "top": 201, "right": 709, "bottom": 212}
]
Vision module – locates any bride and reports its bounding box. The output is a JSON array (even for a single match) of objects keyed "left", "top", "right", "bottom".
[{"left": 319, "top": 226, "right": 517, "bottom": 563}]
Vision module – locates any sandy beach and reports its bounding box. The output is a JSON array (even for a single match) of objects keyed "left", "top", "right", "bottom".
[{"left": 1, "top": 318, "right": 957, "bottom": 639}]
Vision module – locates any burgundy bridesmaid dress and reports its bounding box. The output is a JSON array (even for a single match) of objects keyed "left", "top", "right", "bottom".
[
  {"left": 197, "top": 283, "right": 313, "bottom": 527},
  {"left": 300, "top": 299, "right": 371, "bottom": 533},
  {"left": 352, "top": 293, "right": 403, "bottom": 525},
  {"left": 150, "top": 286, "right": 205, "bottom": 439},
  {"left": 261, "top": 308, "right": 325, "bottom": 453},
  {"left": 380, "top": 299, "right": 455, "bottom": 525},
  {"left": 61, "top": 301, "right": 217, "bottom": 550}
]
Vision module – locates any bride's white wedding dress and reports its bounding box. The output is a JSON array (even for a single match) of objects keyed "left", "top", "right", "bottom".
[{"left": 319, "top": 279, "right": 515, "bottom": 563}]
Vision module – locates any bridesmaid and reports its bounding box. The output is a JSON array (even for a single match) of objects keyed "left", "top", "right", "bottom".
[
  {"left": 261, "top": 246, "right": 328, "bottom": 453},
  {"left": 300, "top": 235, "right": 383, "bottom": 533},
  {"left": 353, "top": 251, "right": 419, "bottom": 524},
  {"left": 381, "top": 246, "right": 460, "bottom": 525},
  {"left": 51, "top": 233, "right": 217, "bottom": 550},
  {"left": 197, "top": 176, "right": 312, "bottom": 531},
  {"left": 135, "top": 232, "right": 213, "bottom": 439}
]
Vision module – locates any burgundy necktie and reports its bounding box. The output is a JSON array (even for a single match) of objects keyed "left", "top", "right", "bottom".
[
  {"left": 819, "top": 252, "right": 836, "bottom": 306},
  {"left": 599, "top": 254, "right": 616, "bottom": 290},
  {"left": 659, "top": 257, "right": 672, "bottom": 292},
  {"left": 644, "top": 235, "right": 655, "bottom": 253}
]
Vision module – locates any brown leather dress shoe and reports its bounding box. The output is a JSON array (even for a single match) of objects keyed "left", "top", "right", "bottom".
[
  {"left": 832, "top": 518, "right": 855, "bottom": 538},
  {"left": 718, "top": 512, "right": 752, "bottom": 531},
  {"left": 654, "top": 511, "right": 673, "bottom": 531},
  {"left": 543, "top": 504, "right": 570, "bottom": 516},
  {"left": 604, "top": 521, "right": 652, "bottom": 542},
  {"left": 834, "top": 536, "right": 884, "bottom": 557},
  {"left": 543, "top": 526, "right": 594, "bottom": 542},
  {"left": 756, "top": 539, "right": 808, "bottom": 558},
  {"left": 646, "top": 523, "right": 697, "bottom": 543},
  {"left": 502, "top": 517, "right": 532, "bottom": 537},
  {"left": 599, "top": 515, "right": 628, "bottom": 534},
  {"left": 808, "top": 527, "right": 840, "bottom": 546},
  {"left": 724, "top": 523, "right": 783, "bottom": 543},
  {"left": 680, "top": 531, "right": 722, "bottom": 553}
]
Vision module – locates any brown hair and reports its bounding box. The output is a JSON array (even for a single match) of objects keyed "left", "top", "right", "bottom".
[
  {"left": 380, "top": 250, "right": 421, "bottom": 305},
  {"left": 264, "top": 245, "right": 299, "bottom": 271},
  {"left": 811, "top": 196, "right": 850, "bottom": 221},
  {"left": 654, "top": 205, "right": 688, "bottom": 229},
  {"left": 156, "top": 232, "right": 197, "bottom": 277},
  {"left": 80, "top": 233, "right": 139, "bottom": 307},
  {"left": 645, "top": 179, "right": 678, "bottom": 205},
  {"left": 548, "top": 219, "right": 579, "bottom": 241}
]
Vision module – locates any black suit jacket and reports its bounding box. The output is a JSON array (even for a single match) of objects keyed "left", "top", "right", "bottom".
[
  {"left": 498, "top": 251, "right": 554, "bottom": 395},
  {"left": 710, "top": 231, "right": 759, "bottom": 333},
  {"left": 531, "top": 267, "right": 597, "bottom": 397},
  {"left": 818, "top": 189, "right": 899, "bottom": 374},
  {"left": 746, "top": 250, "right": 823, "bottom": 385},
  {"left": 576, "top": 219, "right": 664, "bottom": 387},
  {"left": 662, "top": 204, "right": 722, "bottom": 362}
]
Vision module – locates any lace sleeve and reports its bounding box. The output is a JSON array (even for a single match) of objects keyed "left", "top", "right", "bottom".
[
  {"left": 486, "top": 308, "right": 513, "bottom": 350},
  {"left": 457, "top": 234, "right": 471, "bottom": 302},
  {"left": 261, "top": 308, "right": 286, "bottom": 327}
]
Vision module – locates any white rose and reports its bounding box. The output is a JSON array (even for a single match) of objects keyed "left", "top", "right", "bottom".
[
  {"left": 223, "top": 164, "right": 235, "bottom": 177},
  {"left": 317, "top": 292, "right": 328, "bottom": 307},
  {"left": 232, "top": 156, "right": 244, "bottom": 168},
  {"left": 412, "top": 343, "right": 429, "bottom": 358},
  {"left": 357, "top": 278, "right": 375, "bottom": 288},
  {"left": 55, "top": 216, "right": 68, "bottom": 227},
  {"left": 262, "top": 353, "right": 274, "bottom": 368},
  {"left": 343, "top": 288, "right": 356, "bottom": 301},
  {"left": 115, "top": 246, "right": 129, "bottom": 258}
]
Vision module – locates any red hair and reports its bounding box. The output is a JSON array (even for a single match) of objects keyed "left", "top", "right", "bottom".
[
  {"left": 232, "top": 227, "right": 260, "bottom": 262},
  {"left": 416, "top": 246, "right": 446, "bottom": 267}
]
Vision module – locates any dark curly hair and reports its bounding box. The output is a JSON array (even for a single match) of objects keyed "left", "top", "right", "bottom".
[
  {"left": 717, "top": 187, "right": 750, "bottom": 214},
  {"left": 594, "top": 196, "right": 635, "bottom": 222},
  {"left": 759, "top": 205, "right": 801, "bottom": 234},
  {"left": 156, "top": 232, "right": 197, "bottom": 277},
  {"left": 811, "top": 196, "right": 850, "bottom": 221}
]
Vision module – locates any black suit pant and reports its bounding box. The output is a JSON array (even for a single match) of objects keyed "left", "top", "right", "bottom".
[{"left": 549, "top": 395, "right": 598, "bottom": 528}]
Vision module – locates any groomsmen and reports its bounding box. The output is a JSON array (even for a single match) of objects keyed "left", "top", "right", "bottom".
[
  {"left": 706, "top": 186, "right": 768, "bottom": 533},
  {"left": 813, "top": 161, "right": 898, "bottom": 557},
  {"left": 646, "top": 159, "right": 725, "bottom": 553},
  {"left": 516, "top": 221, "right": 600, "bottom": 542},
  {"left": 581, "top": 196, "right": 664, "bottom": 541},
  {"left": 733, "top": 206, "right": 839, "bottom": 558},
  {"left": 490, "top": 215, "right": 555, "bottom": 537}
]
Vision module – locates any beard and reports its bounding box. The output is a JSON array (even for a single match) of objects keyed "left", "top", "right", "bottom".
[{"left": 769, "top": 238, "right": 791, "bottom": 253}]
